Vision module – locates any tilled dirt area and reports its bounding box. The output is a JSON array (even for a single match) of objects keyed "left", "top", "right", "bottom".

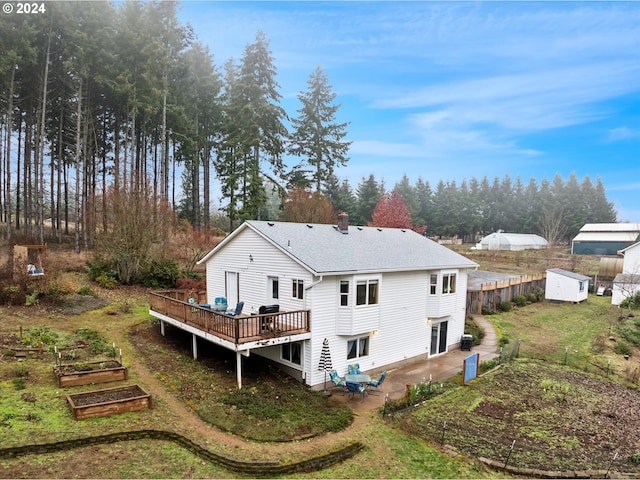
[{"left": 397, "top": 360, "right": 640, "bottom": 473}]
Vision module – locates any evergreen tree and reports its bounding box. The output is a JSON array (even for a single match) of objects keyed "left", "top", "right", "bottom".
[
  {"left": 237, "top": 31, "right": 288, "bottom": 219},
  {"left": 288, "top": 66, "right": 351, "bottom": 192},
  {"left": 325, "top": 174, "right": 356, "bottom": 216},
  {"left": 354, "top": 174, "right": 384, "bottom": 226}
]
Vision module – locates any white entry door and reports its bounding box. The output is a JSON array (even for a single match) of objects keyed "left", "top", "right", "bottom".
[{"left": 226, "top": 271, "right": 239, "bottom": 306}]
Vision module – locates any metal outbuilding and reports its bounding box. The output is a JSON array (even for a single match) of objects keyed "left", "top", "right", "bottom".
[
  {"left": 571, "top": 223, "right": 640, "bottom": 255},
  {"left": 474, "top": 231, "right": 548, "bottom": 251}
]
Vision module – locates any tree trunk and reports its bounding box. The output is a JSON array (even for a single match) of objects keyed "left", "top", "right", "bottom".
[
  {"left": 74, "top": 78, "right": 82, "bottom": 254},
  {"left": 4, "top": 64, "right": 15, "bottom": 242}
]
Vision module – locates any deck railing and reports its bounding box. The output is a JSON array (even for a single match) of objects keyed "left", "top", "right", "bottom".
[{"left": 149, "top": 290, "right": 310, "bottom": 345}]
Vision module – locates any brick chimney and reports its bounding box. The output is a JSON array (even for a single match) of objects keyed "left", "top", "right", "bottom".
[{"left": 337, "top": 212, "right": 349, "bottom": 234}]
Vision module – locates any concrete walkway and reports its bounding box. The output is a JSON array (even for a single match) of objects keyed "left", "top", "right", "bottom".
[{"left": 331, "top": 315, "right": 500, "bottom": 412}]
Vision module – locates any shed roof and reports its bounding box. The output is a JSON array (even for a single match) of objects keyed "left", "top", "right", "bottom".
[
  {"left": 199, "top": 220, "right": 478, "bottom": 275},
  {"left": 546, "top": 268, "right": 591, "bottom": 281}
]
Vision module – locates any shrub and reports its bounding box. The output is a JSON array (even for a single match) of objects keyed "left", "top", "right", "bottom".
[
  {"left": 12, "top": 378, "right": 26, "bottom": 390},
  {"left": 86, "top": 256, "right": 115, "bottom": 281},
  {"left": 176, "top": 276, "right": 206, "bottom": 291},
  {"left": 621, "top": 292, "right": 640, "bottom": 310},
  {"left": 464, "top": 316, "right": 485, "bottom": 344},
  {"left": 498, "top": 300, "right": 512, "bottom": 312},
  {"left": 11, "top": 366, "right": 30, "bottom": 378},
  {"left": 514, "top": 295, "right": 527, "bottom": 307},
  {"left": 75, "top": 328, "right": 115, "bottom": 356},
  {"left": 614, "top": 340, "right": 632, "bottom": 357},
  {"left": 526, "top": 292, "right": 538, "bottom": 303},
  {"left": 96, "top": 272, "right": 117, "bottom": 289},
  {"left": 25, "top": 290, "right": 39, "bottom": 306},
  {"left": 21, "top": 326, "right": 59, "bottom": 350},
  {"left": 481, "top": 306, "right": 495, "bottom": 315},
  {"left": 77, "top": 286, "right": 96, "bottom": 296},
  {"left": 141, "top": 257, "right": 181, "bottom": 289},
  {"left": 479, "top": 359, "right": 499, "bottom": 374}
]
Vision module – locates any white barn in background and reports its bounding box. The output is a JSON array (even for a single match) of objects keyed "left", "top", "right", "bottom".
[
  {"left": 612, "top": 242, "right": 640, "bottom": 306},
  {"left": 192, "top": 214, "right": 478, "bottom": 389},
  {"left": 545, "top": 268, "right": 591, "bottom": 303},
  {"left": 474, "top": 231, "right": 548, "bottom": 251}
]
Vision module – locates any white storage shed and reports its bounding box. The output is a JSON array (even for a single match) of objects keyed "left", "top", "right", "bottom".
[{"left": 545, "top": 268, "right": 591, "bottom": 303}]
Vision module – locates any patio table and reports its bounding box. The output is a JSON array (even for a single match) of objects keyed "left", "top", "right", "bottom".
[{"left": 345, "top": 373, "right": 371, "bottom": 384}]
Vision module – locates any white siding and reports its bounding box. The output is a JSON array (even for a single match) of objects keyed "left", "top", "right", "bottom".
[
  {"left": 623, "top": 244, "right": 640, "bottom": 274},
  {"left": 205, "top": 228, "right": 313, "bottom": 314},
  {"left": 545, "top": 272, "right": 588, "bottom": 303},
  {"left": 303, "top": 269, "right": 469, "bottom": 387}
]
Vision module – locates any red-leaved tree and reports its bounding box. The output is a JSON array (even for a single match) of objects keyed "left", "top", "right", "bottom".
[{"left": 369, "top": 191, "right": 427, "bottom": 234}]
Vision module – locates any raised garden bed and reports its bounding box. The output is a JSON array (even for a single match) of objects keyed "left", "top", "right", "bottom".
[
  {"left": 53, "top": 360, "right": 127, "bottom": 387},
  {"left": 66, "top": 384, "right": 151, "bottom": 420}
]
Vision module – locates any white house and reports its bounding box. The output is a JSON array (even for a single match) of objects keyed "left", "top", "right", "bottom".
[
  {"left": 612, "top": 242, "right": 640, "bottom": 306},
  {"left": 150, "top": 215, "right": 478, "bottom": 390},
  {"left": 545, "top": 268, "right": 591, "bottom": 303}
]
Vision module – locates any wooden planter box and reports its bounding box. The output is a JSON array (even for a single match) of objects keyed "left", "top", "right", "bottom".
[
  {"left": 54, "top": 360, "right": 127, "bottom": 387},
  {"left": 66, "top": 384, "right": 151, "bottom": 420}
]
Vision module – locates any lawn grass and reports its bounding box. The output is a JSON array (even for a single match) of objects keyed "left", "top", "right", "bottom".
[{"left": 489, "top": 295, "right": 621, "bottom": 369}]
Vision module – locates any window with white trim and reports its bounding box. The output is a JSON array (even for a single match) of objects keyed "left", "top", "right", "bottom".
[
  {"left": 442, "top": 273, "right": 456, "bottom": 294},
  {"left": 579, "top": 280, "right": 585, "bottom": 292},
  {"left": 292, "top": 279, "right": 304, "bottom": 299},
  {"left": 282, "top": 342, "right": 302, "bottom": 365},
  {"left": 340, "top": 280, "right": 349, "bottom": 306},
  {"left": 356, "top": 279, "right": 378, "bottom": 306},
  {"left": 347, "top": 336, "right": 369, "bottom": 360},
  {"left": 429, "top": 274, "right": 438, "bottom": 295}
]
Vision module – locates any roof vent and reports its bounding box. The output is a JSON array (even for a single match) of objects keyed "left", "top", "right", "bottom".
[
  {"left": 306, "top": 224, "right": 313, "bottom": 228},
  {"left": 267, "top": 222, "right": 274, "bottom": 226}
]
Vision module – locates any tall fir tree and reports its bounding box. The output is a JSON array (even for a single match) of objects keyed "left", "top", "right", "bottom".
[{"left": 288, "top": 66, "right": 351, "bottom": 192}]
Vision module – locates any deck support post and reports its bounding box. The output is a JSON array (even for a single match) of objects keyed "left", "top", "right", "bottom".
[
  {"left": 160, "top": 320, "right": 165, "bottom": 336},
  {"left": 236, "top": 352, "right": 242, "bottom": 389},
  {"left": 192, "top": 333, "right": 198, "bottom": 360}
]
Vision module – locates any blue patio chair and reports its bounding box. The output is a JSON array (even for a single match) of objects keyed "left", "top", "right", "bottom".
[
  {"left": 226, "top": 301, "right": 244, "bottom": 316},
  {"left": 367, "top": 370, "right": 387, "bottom": 394},
  {"left": 345, "top": 381, "right": 366, "bottom": 398},
  {"left": 347, "top": 363, "right": 361, "bottom": 375},
  {"left": 214, "top": 297, "right": 227, "bottom": 311},
  {"left": 330, "top": 370, "right": 346, "bottom": 387}
]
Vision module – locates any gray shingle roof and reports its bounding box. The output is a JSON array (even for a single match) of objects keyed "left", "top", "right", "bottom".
[
  {"left": 244, "top": 220, "right": 477, "bottom": 275},
  {"left": 547, "top": 268, "right": 591, "bottom": 281}
]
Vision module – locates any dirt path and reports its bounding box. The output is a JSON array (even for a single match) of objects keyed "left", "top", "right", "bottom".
[{"left": 108, "top": 317, "right": 372, "bottom": 461}]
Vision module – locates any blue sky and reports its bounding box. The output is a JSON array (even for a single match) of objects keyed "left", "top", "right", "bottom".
[{"left": 178, "top": 1, "right": 640, "bottom": 222}]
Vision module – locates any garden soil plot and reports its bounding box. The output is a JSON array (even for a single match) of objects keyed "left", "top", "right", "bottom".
[{"left": 397, "top": 359, "right": 640, "bottom": 473}]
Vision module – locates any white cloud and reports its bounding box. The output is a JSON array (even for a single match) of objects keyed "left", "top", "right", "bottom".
[{"left": 607, "top": 127, "right": 640, "bottom": 142}]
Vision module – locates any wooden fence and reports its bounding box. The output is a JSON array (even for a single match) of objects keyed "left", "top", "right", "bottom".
[{"left": 466, "top": 273, "right": 546, "bottom": 314}]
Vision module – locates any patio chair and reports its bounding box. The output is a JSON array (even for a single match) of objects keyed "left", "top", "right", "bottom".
[
  {"left": 345, "top": 381, "right": 366, "bottom": 399},
  {"left": 330, "top": 370, "right": 346, "bottom": 388},
  {"left": 214, "top": 297, "right": 227, "bottom": 311},
  {"left": 347, "top": 363, "right": 361, "bottom": 375},
  {"left": 226, "top": 301, "right": 244, "bottom": 316},
  {"left": 367, "top": 370, "right": 387, "bottom": 394}
]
